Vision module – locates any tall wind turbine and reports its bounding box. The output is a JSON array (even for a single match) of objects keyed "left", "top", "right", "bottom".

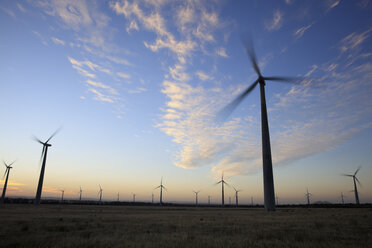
[
  {"left": 60, "top": 189, "right": 64, "bottom": 201},
  {"left": 98, "top": 184, "right": 103, "bottom": 202},
  {"left": 208, "top": 195, "right": 211, "bottom": 206},
  {"left": 215, "top": 173, "right": 229, "bottom": 206},
  {"left": 342, "top": 167, "right": 362, "bottom": 204},
  {"left": 154, "top": 177, "right": 166, "bottom": 205},
  {"left": 232, "top": 186, "right": 242, "bottom": 207},
  {"left": 217, "top": 39, "right": 302, "bottom": 211},
  {"left": 1, "top": 160, "right": 15, "bottom": 203},
  {"left": 33, "top": 129, "right": 60, "bottom": 205},
  {"left": 152, "top": 192, "right": 154, "bottom": 204},
  {"left": 79, "top": 186, "right": 82, "bottom": 201},
  {"left": 117, "top": 192, "right": 120, "bottom": 202},
  {"left": 133, "top": 193, "right": 136, "bottom": 203},
  {"left": 193, "top": 190, "right": 200, "bottom": 206},
  {"left": 305, "top": 188, "right": 312, "bottom": 205}
]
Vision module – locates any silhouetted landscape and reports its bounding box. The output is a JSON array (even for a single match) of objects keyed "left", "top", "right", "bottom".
[{"left": 1, "top": 203, "right": 371, "bottom": 247}]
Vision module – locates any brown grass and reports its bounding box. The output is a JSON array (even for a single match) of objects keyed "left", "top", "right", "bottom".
[{"left": 0, "top": 204, "right": 371, "bottom": 247}]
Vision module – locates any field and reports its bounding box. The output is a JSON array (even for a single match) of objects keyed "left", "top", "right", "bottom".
[{"left": 0, "top": 204, "right": 371, "bottom": 248}]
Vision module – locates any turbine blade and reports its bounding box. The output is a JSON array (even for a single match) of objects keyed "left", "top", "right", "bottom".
[
  {"left": 8, "top": 160, "right": 16, "bottom": 167},
  {"left": 354, "top": 166, "right": 361, "bottom": 176},
  {"left": 33, "top": 136, "right": 44, "bottom": 144},
  {"left": 342, "top": 174, "right": 353, "bottom": 177},
  {"left": 162, "top": 186, "right": 167, "bottom": 191},
  {"left": 214, "top": 180, "right": 222, "bottom": 185},
  {"left": 154, "top": 185, "right": 161, "bottom": 190},
  {"left": 263, "top": 76, "right": 304, "bottom": 84},
  {"left": 216, "top": 80, "right": 259, "bottom": 122},
  {"left": 242, "top": 37, "right": 261, "bottom": 77},
  {"left": 2, "top": 168, "right": 7, "bottom": 179},
  {"left": 46, "top": 127, "right": 61, "bottom": 143},
  {"left": 355, "top": 177, "right": 362, "bottom": 187}
]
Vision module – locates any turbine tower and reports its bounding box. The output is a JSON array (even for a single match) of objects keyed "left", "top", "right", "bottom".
[
  {"left": 193, "top": 190, "right": 200, "bottom": 206},
  {"left": 133, "top": 193, "right": 136, "bottom": 203},
  {"left": 154, "top": 177, "right": 166, "bottom": 205},
  {"left": 117, "top": 192, "right": 120, "bottom": 202},
  {"left": 305, "top": 188, "right": 312, "bottom": 205},
  {"left": 232, "top": 186, "right": 242, "bottom": 207},
  {"left": 1, "top": 160, "right": 15, "bottom": 203},
  {"left": 343, "top": 167, "right": 362, "bottom": 204},
  {"left": 33, "top": 129, "right": 60, "bottom": 205},
  {"left": 208, "top": 195, "right": 211, "bottom": 206},
  {"left": 98, "top": 184, "right": 103, "bottom": 202},
  {"left": 60, "top": 189, "right": 64, "bottom": 201},
  {"left": 215, "top": 173, "right": 229, "bottom": 206},
  {"left": 152, "top": 192, "right": 154, "bottom": 204},
  {"left": 217, "top": 39, "right": 302, "bottom": 211},
  {"left": 276, "top": 195, "right": 279, "bottom": 205}
]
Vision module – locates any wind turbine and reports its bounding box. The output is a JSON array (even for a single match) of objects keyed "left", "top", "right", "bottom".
[
  {"left": 340, "top": 192, "right": 346, "bottom": 204},
  {"left": 305, "top": 188, "right": 312, "bottom": 205},
  {"left": 79, "top": 186, "right": 82, "bottom": 201},
  {"left": 151, "top": 192, "right": 154, "bottom": 204},
  {"left": 1, "top": 160, "right": 15, "bottom": 203},
  {"left": 193, "top": 190, "right": 200, "bottom": 206},
  {"left": 98, "top": 184, "right": 103, "bottom": 202},
  {"left": 133, "top": 193, "right": 136, "bottom": 203},
  {"left": 117, "top": 192, "right": 120, "bottom": 202},
  {"left": 276, "top": 194, "right": 279, "bottom": 205},
  {"left": 154, "top": 177, "right": 166, "bottom": 205},
  {"left": 232, "top": 186, "right": 242, "bottom": 207},
  {"left": 33, "top": 129, "right": 60, "bottom": 205},
  {"left": 217, "top": 39, "right": 302, "bottom": 211},
  {"left": 208, "top": 195, "right": 211, "bottom": 206},
  {"left": 342, "top": 167, "right": 362, "bottom": 204},
  {"left": 60, "top": 189, "right": 64, "bottom": 201},
  {"left": 215, "top": 173, "right": 229, "bottom": 206}
]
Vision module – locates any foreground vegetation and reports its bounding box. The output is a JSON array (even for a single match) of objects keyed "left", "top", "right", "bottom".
[{"left": 0, "top": 204, "right": 371, "bottom": 247}]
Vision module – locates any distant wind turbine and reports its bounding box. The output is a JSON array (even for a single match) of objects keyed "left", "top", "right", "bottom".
[
  {"left": 98, "top": 184, "right": 103, "bottom": 202},
  {"left": 342, "top": 167, "right": 362, "bottom": 204},
  {"left": 217, "top": 38, "right": 303, "bottom": 211},
  {"left": 208, "top": 195, "right": 211, "bottom": 206},
  {"left": 1, "top": 160, "right": 16, "bottom": 203},
  {"left": 215, "top": 173, "right": 229, "bottom": 206},
  {"left": 229, "top": 196, "right": 231, "bottom": 205},
  {"left": 340, "top": 192, "right": 346, "bottom": 204},
  {"left": 133, "top": 193, "right": 136, "bottom": 203},
  {"left": 60, "top": 189, "right": 64, "bottom": 201},
  {"left": 305, "top": 188, "right": 312, "bottom": 205},
  {"left": 152, "top": 192, "right": 154, "bottom": 204},
  {"left": 33, "top": 129, "right": 60, "bottom": 205},
  {"left": 251, "top": 197, "right": 254, "bottom": 206},
  {"left": 79, "top": 186, "right": 82, "bottom": 201},
  {"left": 117, "top": 192, "right": 120, "bottom": 202},
  {"left": 193, "top": 190, "right": 200, "bottom": 206},
  {"left": 276, "top": 194, "right": 279, "bottom": 205},
  {"left": 154, "top": 177, "right": 166, "bottom": 205},
  {"left": 232, "top": 186, "right": 242, "bottom": 207}
]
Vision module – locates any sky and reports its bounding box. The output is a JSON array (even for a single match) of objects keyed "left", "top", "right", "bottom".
[{"left": 0, "top": 0, "right": 372, "bottom": 205}]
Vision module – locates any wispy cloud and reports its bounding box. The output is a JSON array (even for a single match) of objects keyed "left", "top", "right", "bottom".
[
  {"left": 327, "top": 0, "right": 341, "bottom": 9},
  {"left": 51, "top": 37, "right": 66, "bottom": 46},
  {"left": 117, "top": 72, "right": 131, "bottom": 79},
  {"left": 88, "top": 88, "right": 115, "bottom": 103},
  {"left": 0, "top": 6, "right": 16, "bottom": 18},
  {"left": 265, "top": 10, "right": 284, "bottom": 31},
  {"left": 128, "top": 87, "right": 147, "bottom": 94},
  {"left": 86, "top": 79, "right": 118, "bottom": 95},
  {"left": 169, "top": 64, "right": 190, "bottom": 81},
  {"left": 196, "top": 71, "right": 213, "bottom": 81},
  {"left": 0, "top": 180, "right": 25, "bottom": 186},
  {"left": 17, "top": 3, "right": 26, "bottom": 13},
  {"left": 216, "top": 47, "right": 228, "bottom": 58},
  {"left": 339, "top": 28, "right": 372, "bottom": 53},
  {"left": 294, "top": 22, "right": 314, "bottom": 39},
  {"left": 32, "top": 30, "right": 48, "bottom": 46}
]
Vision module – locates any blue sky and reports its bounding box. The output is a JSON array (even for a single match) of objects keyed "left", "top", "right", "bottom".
[{"left": 0, "top": 0, "right": 371, "bottom": 204}]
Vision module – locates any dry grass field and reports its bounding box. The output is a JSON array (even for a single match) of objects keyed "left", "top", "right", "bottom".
[{"left": 0, "top": 204, "right": 371, "bottom": 247}]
